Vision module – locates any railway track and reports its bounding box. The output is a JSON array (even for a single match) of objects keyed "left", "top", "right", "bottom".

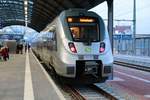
[
  {"left": 62, "top": 84, "right": 122, "bottom": 100},
  {"left": 114, "top": 60, "right": 150, "bottom": 72}
]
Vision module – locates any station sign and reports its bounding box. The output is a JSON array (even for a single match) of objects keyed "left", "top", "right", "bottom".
[
  {"left": 0, "top": 34, "right": 23, "bottom": 40},
  {"left": 113, "top": 34, "right": 132, "bottom": 40},
  {"left": 113, "top": 35, "right": 122, "bottom": 40}
]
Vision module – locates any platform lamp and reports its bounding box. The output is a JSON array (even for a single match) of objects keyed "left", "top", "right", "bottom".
[
  {"left": 24, "top": 0, "right": 28, "bottom": 43},
  {"left": 24, "top": 0, "right": 28, "bottom": 27}
]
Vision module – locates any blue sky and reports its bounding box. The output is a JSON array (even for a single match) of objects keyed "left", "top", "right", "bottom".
[{"left": 90, "top": 0, "right": 150, "bottom": 34}]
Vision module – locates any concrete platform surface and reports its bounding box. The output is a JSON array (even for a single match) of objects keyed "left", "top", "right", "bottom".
[{"left": 0, "top": 51, "right": 65, "bottom": 100}]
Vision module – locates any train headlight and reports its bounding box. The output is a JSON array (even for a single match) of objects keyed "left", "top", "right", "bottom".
[
  {"left": 68, "top": 42, "right": 77, "bottom": 53},
  {"left": 99, "top": 42, "right": 105, "bottom": 53}
]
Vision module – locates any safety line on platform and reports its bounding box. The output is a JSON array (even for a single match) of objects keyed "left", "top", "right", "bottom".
[{"left": 24, "top": 49, "right": 35, "bottom": 100}]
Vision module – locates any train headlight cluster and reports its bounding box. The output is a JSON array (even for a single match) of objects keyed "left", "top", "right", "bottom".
[
  {"left": 68, "top": 42, "right": 77, "bottom": 53},
  {"left": 99, "top": 42, "right": 105, "bottom": 53}
]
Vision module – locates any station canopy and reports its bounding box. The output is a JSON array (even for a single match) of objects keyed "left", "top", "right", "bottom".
[{"left": 0, "top": 0, "right": 107, "bottom": 32}]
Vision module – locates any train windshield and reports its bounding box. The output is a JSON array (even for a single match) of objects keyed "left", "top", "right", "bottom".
[{"left": 67, "top": 17, "right": 99, "bottom": 42}]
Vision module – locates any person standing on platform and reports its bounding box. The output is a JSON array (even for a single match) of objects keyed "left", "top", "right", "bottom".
[
  {"left": 4, "top": 45, "right": 9, "bottom": 60},
  {"left": 16, "top": 43, "right": 19, "bottom": 54},
  {"left": 25, "top": 43, "right": 27, "bottom": 53},
  {"left": 1, "top": 45, "right": 9, "bottom": 61},
  {"left": 28, "top": 44, "right": 31, "bottom": 52},
  {"left": 0, "top": 45, "right": 2, "bottom": 60},
  {"left": 20, "top": 43, "right": 23, "bottom": 54},
  {"left": 25, "top": 43, "right": 31, "bottom": 53},
  {"left": 16, "top": 43, "right": 23, "bottom": 54}
]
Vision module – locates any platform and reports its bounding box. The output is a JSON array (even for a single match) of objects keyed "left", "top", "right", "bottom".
[
  {"left": 0, "top": 50, "right": 65, "bottom": 100},
  {"left": 114, "top": 54, "right": 150, "bottom": 68}
]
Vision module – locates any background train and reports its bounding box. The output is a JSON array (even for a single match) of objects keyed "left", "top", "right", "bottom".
[{"left": 32, "top": 9, "right": 113, "bottom": 84}]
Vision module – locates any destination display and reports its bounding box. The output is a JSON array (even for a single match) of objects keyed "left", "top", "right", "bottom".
[
  {"left": 0, "top": 34, "right": 23, "bottom": 40},
  {"left": 67, "top": 17, "right": 96, "bottom": 23}
]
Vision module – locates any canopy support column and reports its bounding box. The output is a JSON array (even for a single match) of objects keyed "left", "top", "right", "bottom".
[{"left": 107, "top": 0, "right": 113, "bottom": 52}]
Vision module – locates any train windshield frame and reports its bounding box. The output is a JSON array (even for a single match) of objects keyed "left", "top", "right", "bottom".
[{"left": 67, "top": 17, "right": 100, "bottom": 42}]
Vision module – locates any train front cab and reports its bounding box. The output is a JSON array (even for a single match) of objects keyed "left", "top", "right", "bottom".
[{"left": 52, "top": 11, "right": 113, "bottom": 83}]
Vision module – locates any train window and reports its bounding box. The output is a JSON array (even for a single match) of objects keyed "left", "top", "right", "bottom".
[
  {"left": 47, "top": 27, "right": 57, "bottom": 51},
  {"left": 51, "top": 29, "right": 57, "bottom": 51},
  {"left": 70, "top": 27, "right": 80, "bottom": 38},
  {"left": 69, "top": 24, "right": 99, "bottom": 42},
  {"left": 67, "top": 17, "right": 99, "bottom": 42}
]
